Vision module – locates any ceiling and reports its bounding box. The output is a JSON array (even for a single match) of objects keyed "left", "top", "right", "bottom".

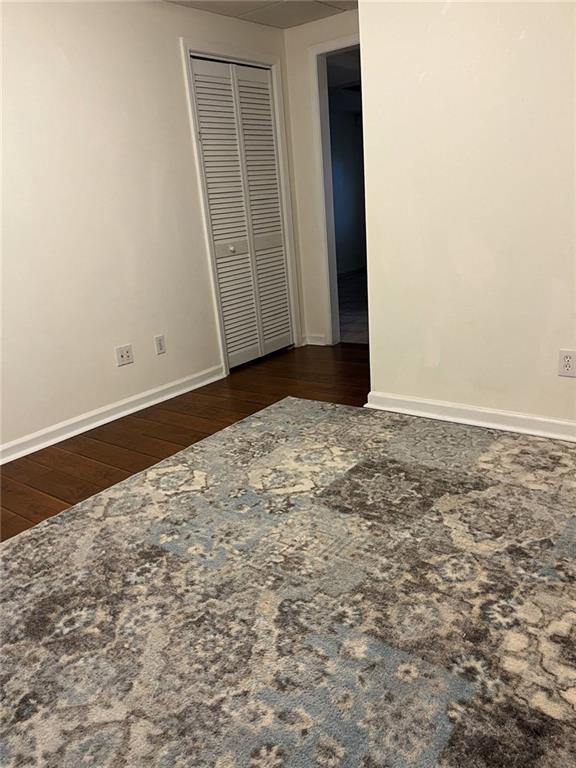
[{"left": 168, "top": 0, "right": 357, "bottom": 29}]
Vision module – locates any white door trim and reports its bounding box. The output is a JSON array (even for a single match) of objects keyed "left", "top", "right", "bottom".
[
  {"left": 309, "top": 34, "right": 361, "bottom": 346},
  {"left": 180, "top": 39, "right": 303, "bottom": 375}
]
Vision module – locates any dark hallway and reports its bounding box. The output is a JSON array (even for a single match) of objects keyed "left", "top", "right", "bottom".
[{"left": 327, "top": 47, "right": 368, "bottom": 344}]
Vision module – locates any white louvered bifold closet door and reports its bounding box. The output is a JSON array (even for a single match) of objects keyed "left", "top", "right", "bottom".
[
  {"left": 190, "top": 58, "right": 260, "bottom": 367},
  {"left": 236, "top": 65, "right": 292, "bottom": 355},
  {"left": 190, "top": 57, "right": 292, "bottom": 368}
]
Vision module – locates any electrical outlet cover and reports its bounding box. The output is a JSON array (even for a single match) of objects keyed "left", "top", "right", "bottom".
[
  {"left": 558, "top": 349, "right": 576, "bottom": 378},
  {"left": 116, "top": 344, "right": 134, "bottom": 367},
  {"left": 154, "top": 334, "right": 167, "bottom": 355}
]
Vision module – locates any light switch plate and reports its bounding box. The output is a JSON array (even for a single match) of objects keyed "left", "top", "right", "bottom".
[{"left": 154, "top": 334, "right": 167, "bottom": 355}]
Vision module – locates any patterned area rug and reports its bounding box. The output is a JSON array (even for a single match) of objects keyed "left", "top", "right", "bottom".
[{"left": 2, "top": 397, "right": 575, "bottom": 767}]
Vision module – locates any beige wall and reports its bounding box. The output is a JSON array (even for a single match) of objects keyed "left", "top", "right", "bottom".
[
  {"left": 1, "top": 1, "right": 285, "bottom": 446},
  {"left": 360, "top": 1, "right": 576, "bottom": 423},
  {"left": 4, "top": 0, "right": 574, "bottom": 450},
  {"left": 284, "top": 10, "right": 359, "bottom": 343}
]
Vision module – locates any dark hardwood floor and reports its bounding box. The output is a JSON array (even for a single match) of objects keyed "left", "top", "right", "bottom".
[{"left": 0, "top": 344, "right": 370, "bottom": 542}]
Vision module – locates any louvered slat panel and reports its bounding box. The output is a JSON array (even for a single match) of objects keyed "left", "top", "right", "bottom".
[
  {"left": 236, "top": 64, "right": 291, "bottom": 354},
  {"left": 237, "top": 69, "right": 282, "bottom": 247},
  {"left": 191, "top": 58, "right": 260, "bottom": 367}
]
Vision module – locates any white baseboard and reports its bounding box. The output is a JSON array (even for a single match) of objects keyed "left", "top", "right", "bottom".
[
  {"left": 365, "top": 391, "right": 576, "bottom": 443},
  {"left": 0, "top": 365, "right": 226, "bottom": 464},
  {"left": 304, "top": 335, "right": 328, "bottom": 346}
]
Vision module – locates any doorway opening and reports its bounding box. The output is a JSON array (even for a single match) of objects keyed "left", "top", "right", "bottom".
[{"left": 320, "top": 46, "right": 368, "bottom": 345}]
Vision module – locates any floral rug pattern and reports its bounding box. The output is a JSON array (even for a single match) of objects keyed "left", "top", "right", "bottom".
[{"left": 1, "top": 397, "right": 575, "bottom": 767}]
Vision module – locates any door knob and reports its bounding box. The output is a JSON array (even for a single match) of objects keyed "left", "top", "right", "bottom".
[{"left": 228, "top": 245, "right": 236, "bottom": 253}]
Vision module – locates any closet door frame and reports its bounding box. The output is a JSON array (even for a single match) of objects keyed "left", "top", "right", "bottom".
[{"left": 180, "top": 38, "right": 302, "bottom": 376}]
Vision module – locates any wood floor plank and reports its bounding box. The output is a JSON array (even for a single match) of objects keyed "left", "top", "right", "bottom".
[
  {"left": 82, "top": 423, "right": 183, "bottom": 460},
  {"left": 220, "top": 372, "right": 358, "bottom": 402},
  {"left": 2, "top": 459, "right": 102, "bottom": 505},
  {"left": 31, "top": 446, "right": 130, "bottom": 487},
  {"left": 142, "top": 400, "right": 238, "bottom": 431},
  {"left": 224, "top": 372, "right": 308, "bottom": 395},
  {"left": 1, "top": 478, "right": 68, "bottom": 523},
  {"left": 62, "top": 436, "right": 157, "bottom": 473},
  {"left": 0, "top": 344, "right": 370, "bottom": 542},
  {"left": 199, "top": 381, "right": 282, "bottom": 406},
  {"left": 121, "top": 415, "right": 211, "bottom": 448},
  {"left": 1, "top": 509, "right": 33, "bottom": 541},
  {"left": 250, "top": 358, "right": 370, "bottom": 387},
  {"left": 137, "top": 405, "right": 239, "bottom": 432},
  {"left": 180, "top": 392, "right": 265, "bottom": 416}
]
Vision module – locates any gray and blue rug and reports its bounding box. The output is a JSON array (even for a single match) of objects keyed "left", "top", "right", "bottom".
[{"left": 1, "top": 397, "right": 575, "bottom": 767}]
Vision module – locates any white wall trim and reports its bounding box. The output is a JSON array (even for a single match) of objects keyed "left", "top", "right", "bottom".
[
  {"left": 304, "top": 334, "right": 329, "bottom": 346},
  {"left": 270, "top": 50, "right": 305, "bottom": 348},
  {"left": 309, "top": 33, "right": 360, "bottom": 346},
  {"left": 0, "top": 365, "right": 226, "bottom": 464},
  {"left": 366, "top": 391, "right": 576, "bottom": 443}
]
